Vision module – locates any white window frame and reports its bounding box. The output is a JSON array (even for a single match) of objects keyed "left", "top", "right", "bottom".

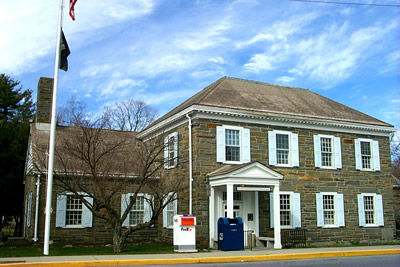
[
  {"left": 216, "top": 125, "right": 250, "bottom": 164},
  {"left": 269, "top": 130, "right": 299, "bottom": 167},
  {"left": 314, "top": 135, "right": 342, "bottom": 169},
  {"left": 270, "top": 191, "right": 301, "bottom": 229},
  {"left": 357, "top": 193, "right": 384, "bottom": 227},
  {"left": 56, "top": 192, "right": 93, "bottom": 229},
  {"left": 316, "top": 192, "right": 345, "bottom": 228},
  {"left": 355, "top": 138, "right": 380, "bottom": 171},
  {"left": 26, "top": 192, "right": 32, "bottom": 227},
  {"left": 164, "top": 132, "right": 178, "bottom": 169},
  {"left": 163, "top": 192, "right": 178, "bottom": 229},
  {"left": 121, "top": 193, "right": 153, "bottom": 227}
]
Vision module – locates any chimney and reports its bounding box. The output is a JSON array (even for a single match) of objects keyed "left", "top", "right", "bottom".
[{"left": 36, "top": 77, "right": 54, "bottom": 124}]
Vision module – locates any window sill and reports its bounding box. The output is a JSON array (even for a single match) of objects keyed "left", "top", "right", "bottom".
[
  {"left": 321, "top": 225, "right": 340, "bottom": 229},
  {"left": 64, "top": 225, "right": 84, "bottom": 229},
  {"left": 280, "top": 226, "right": 295, "bottom": 229},
  {"left": 222, "top": 161, "right": 243, "bottom": 165},
  {"left": 362, "top": 224, "right": 380, "bottom": 228},
  {"left": 320, "top": 166, "right": 336, "bottom": 170}
]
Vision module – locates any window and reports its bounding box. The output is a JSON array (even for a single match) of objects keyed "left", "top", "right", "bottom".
[
  {"left": 268, "top": 131, "right": 299, "bottom": 167},
  {"left": 226, "top": 129, "right": 240, "bottom": 161},
  {"left": 314, "top": 135, "right": 342, "bottom": 169},
  {"left": 66, "top": 195, "right": 83, "bottom": 225},
  {"left": 355, "top": 139, "right": 380, "bottom": 171},
  {"left": 323, "top": 195, "right": 335, "bottom": 225},
  {"left": 357, "top": 193, "right": 384, "bottom": 227},
  {"left": 26, "top": 193, "right": 32, "bottom": 228},
  {"left": 316, "top": 193, "right": 345, "bottom": 228},
  {"left": 276, "top": 134, "right": 289, "bottom": 165},
  {"left": 164, "top": 132, "right": 178, "bottom": 169},
  {"left": 129, "top": 195, "right": 145, "bottom": 226},
  {"left": 270, "top": 192, "right": 301, "bottom": 228},
  {"left": 223, "top": 191, "right": 242, "bottom": 201},
  {"left": 361, "top": 141, "right": 371, "bottom": 169},
  {"left": 216, "top": 126, "right": 250, "bottom": 164},
  {"left": 163, "top": 192, "right": 178, "bottom": 228},
  {"left": 280, "top": 194, "right": 291, "bottom": 226},
  {"left": 121, "top": 193, "right": 153, "bottom": 227},
  {"left": 56, "top": 193, "right": 93, "bottom": 228}
]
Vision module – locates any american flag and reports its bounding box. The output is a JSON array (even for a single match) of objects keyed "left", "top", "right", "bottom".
[{"left": 69, "top": 0, "right": 78, "bottom": 21}]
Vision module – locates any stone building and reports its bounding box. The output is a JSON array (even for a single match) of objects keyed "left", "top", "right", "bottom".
[{"left": 23, "top": 76, "right": 396, "bottom": 249}]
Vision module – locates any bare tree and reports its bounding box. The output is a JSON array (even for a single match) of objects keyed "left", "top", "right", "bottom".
[
  {"left": 104, "top": 99, "right": 157, "bottom": 132},
  {"left": 34, "top": 100, "right": 182, "bottom": 253},
  {"left": 391, "top": 130, "right": 400, "bottom": 178}
]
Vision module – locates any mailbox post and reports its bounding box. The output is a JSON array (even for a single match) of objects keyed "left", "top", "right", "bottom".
[{"left": 173, "top": 215, "right": 197, "bottom": 252}]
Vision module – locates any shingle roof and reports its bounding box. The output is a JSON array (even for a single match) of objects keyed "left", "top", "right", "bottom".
[
  {"left": 152, "top": 76, "right": 391, "bottom": 127},
  {"left": 29, "top": 124, "right": 138, "bottom": 175}
]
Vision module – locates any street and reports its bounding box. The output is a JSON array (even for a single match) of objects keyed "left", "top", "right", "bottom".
[{"left": 121, "top": 254, "right": 400, "bottom": 267}]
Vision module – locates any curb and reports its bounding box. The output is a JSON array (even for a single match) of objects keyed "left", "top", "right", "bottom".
[{"left": 1, "top": 249, "right": 399, "bottom": 266}]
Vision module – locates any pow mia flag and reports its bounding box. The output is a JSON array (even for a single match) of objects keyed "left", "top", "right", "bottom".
[{"left": 60, "top": 30, "right": 71, "bottom": 71}]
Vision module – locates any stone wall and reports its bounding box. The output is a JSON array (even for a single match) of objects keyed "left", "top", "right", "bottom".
[{"left": 188, "top": 118, "right": 395, "bottom": 248}]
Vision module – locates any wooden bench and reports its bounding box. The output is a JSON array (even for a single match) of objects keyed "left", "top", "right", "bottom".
[{"left": 258, "top": 237, "right": 274, "bottom": 248}]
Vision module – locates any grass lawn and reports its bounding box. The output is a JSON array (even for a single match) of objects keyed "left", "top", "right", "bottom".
[{"left": 0, "top": 243, "right": 174, "bottom": 258}]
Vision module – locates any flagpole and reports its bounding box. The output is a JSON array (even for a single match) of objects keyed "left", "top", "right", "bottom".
[{"left": 44, "top": 0, "right": 64, "bottom": 256}]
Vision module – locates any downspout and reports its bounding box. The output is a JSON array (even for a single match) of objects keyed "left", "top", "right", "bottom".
[
  {"left": 207, "top": 175, "right": 210, "bottom": 251},
  {"left": 186, "top": 114, "right": 193, "bottom": 215},
  {"left": 33, "top": 174, "right": 40, "bottom": 242}
]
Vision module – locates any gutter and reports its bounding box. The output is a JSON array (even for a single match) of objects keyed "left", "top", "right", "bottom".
[
  {"left": 186, "top": 114, "right": 193, "bottom": 215},
  {"left": 33, "top": 174, "right": 40, "bottom": 242}
]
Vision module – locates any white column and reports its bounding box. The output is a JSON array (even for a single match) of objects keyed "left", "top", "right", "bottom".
[
  {"left": 209, "top": 186, "right": 215, "bottom": 248},
  {"left": 273, "top": 184, "right": 282, "bottom": 249},
  {"left": 227, "top": 184, "right": 234, "bottom": 218}
]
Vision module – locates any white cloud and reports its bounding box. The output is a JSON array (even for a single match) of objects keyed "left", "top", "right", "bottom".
[
  {"left": 0, "top": 0, "right": 156, "bottom": 75},
  {"left": 208, "top": 57, "right": 226, "bottom": 64},
  {"left": 276, "top": 76, "right": 296, "bottom": 83},
  {"left": 175, "top": 20, "right": 231, "bottom": 51},
  {"left": 99, "top": 78, "right": 146, "bottom": 98},
  {"left": 244, "top": 54, "right": 275, "bottom": 73},
  {"left": 80, "top": 64, "right": 113, "bottom": 77}
]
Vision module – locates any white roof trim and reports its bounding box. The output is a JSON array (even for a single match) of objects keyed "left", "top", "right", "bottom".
[{"left": 138, "top": 105, "right": 395, "bottom": 139}]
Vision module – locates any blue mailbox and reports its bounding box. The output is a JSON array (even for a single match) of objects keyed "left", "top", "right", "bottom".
[{"left": 217, "top": 217, "right": 244, "bottom": 251}]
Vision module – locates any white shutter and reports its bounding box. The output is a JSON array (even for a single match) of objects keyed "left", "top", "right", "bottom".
[
  {"left": 242, "top": 128, "right": 251, "bottom": 163},
  {"left": 292, "top": 193, "right": 301, "bottom": 228},
  {"left": 269, "top": 192, "right": 274, "bottom": 228},
  {"left": 27, "top": 193, "right": 32, "bottom": 227},
  {"left": 316, "top": 193, "right": 324, "bottom": 227},
  {"left": 56, "top": 194, "right": 67, "bottom": 228},
  {"left": 313, "top": 135, "right": 321, "bottom": 168},
  {"left": 82, "top": 196, "right": 93, "bottom": 227},
  {"left": 372, "top": 141, "right": 380, "bottom": 171},
  {"left": 162, "top": 194, "right": 168, "bottom": 228},
  {"left": 216, "top": 126, "right": 225, "bottom": 162},
  {"left": 335, "top": 194, "right": 345, "bottom": 227},
  {"left": 173, "top": 194, "right": 178, "bottom": 216},
  {"left": 357, "top": 194, "right": 366, "bottom": 227},
  {"left": 173, "top": 132, "right": 179, "bottom": 167},
  {"left": 144, "top": 194, "right": 153, "bottom": 223},
  {"left": 334, "top": 137, "right": 342, "bottom": 169},
  {"left": 376, "top": 194, "right": 384, "bottom": 226},
  {"left": 355, "top": 139, "right": 362, "bottom": 170},
  {"left": 268, "top": 131, "right": 277, "bottom": 165},
  {"left": 121, "top": 194, "right": 130, "bottom": 227},
  {"left": 164, "top": 136, "right": 169, "bottom": 169},
  {"left": 291, "top": 133, "right": 299, "bottom": 167}
]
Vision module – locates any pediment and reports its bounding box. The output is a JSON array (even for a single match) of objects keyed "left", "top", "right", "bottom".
[{"left": 208, "top": 161, "right": 283, "bottom": 186}]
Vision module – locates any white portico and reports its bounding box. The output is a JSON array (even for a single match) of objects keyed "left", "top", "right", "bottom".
[{"left": 208, "top": 161, "right": 283, "bottom": 249}]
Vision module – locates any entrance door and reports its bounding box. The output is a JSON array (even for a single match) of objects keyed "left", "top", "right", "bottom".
[{"left": 224, "top": 204, "right": 241, "bottom": 218}]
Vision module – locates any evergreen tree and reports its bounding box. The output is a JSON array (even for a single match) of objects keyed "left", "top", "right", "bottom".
[{"left": 0, "top": 74, "right": 34, "bottom": 235}]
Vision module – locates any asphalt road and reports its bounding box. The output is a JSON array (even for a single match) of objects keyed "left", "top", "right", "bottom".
[{"left": 123, "top": 254, "right": 400, "bottom": 267}]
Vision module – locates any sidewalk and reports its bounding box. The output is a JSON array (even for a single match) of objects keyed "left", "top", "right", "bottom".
[{"left": 1, "top": 245, "right": 399, "bottom": 266}]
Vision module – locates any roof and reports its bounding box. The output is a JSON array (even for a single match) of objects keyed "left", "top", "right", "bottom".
[
  {"left": 151, "top": 76, "right": 392, "bottom": 128},
  {"left": 28, "top": 123, "right": 138, "bottom": 176}
]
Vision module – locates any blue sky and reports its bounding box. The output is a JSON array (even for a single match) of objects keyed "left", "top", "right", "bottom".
[{"left": 1, "top": 0, "right": 399, "bottom": 128}]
